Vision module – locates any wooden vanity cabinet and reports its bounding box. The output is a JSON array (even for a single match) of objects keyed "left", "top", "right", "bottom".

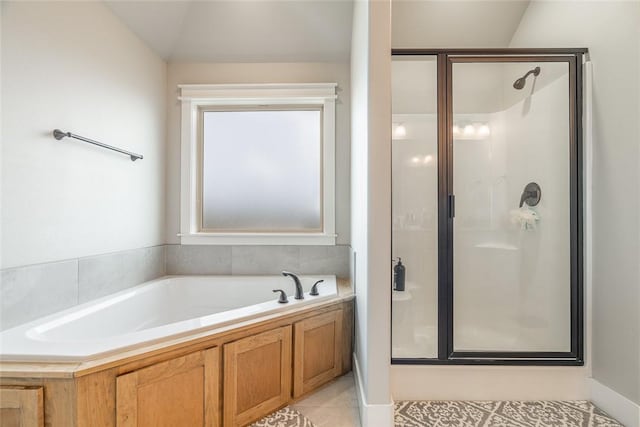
[
  {"left": 222, "top": 326, "right": 292, "bottom": 427},
  {"left": 293, "top": 310, "right": 343, "bottom": 398},
  {"left": 115, "top": 347, "right": 220, "bottom": 427}
]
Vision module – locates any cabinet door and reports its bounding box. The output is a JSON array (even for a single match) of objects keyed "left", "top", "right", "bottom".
[
  {"left": 293, "top": 310, "right": 343, "bottom": 398},
  {"left": 0, "top": 386, "right": 44, "bottom": 427},
  {"left": 116, "top": 347, "right": 219, "bottom": 427},
  {"left": 223, "top": 326, "right": 292, "bottom": 427}
]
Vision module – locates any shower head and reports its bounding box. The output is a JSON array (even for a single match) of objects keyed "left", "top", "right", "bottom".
[{"left": 513, "top": 66, "right": 541, "bottom": 90}]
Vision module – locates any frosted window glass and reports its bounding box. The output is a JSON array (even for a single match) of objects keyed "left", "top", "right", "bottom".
[{"left": 201, "top": 110, "right": 321, "bottom": 231}]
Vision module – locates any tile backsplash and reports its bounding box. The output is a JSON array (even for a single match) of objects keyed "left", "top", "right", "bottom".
[
  {"left": 165, "top": 245, "right": 232, "bottom": 275},
  {"left": 0, "top": 244, "right": 350, "bottom": 330},
  {"left": 78, "top": 246, "right": 166, "bottom": 303},
  {"left": 0, "top": 259, "right": 79, "bottom": 331},
  {"left": 165, "top": 245, "right": 350, "bottom": 277},
  {"left": 0, "top": 246, "right": 166, "bottom": 331}
]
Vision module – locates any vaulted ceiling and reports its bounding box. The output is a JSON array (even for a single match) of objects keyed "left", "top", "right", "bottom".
[
  {"left": 104, "top": 0, "right": 354, "bottom": 62},
  {"left": 104, "top": 0, "right": 530, "bottom": 64},
  {"left": 392, "top": 0, "right": 531, "bottom": 48}
]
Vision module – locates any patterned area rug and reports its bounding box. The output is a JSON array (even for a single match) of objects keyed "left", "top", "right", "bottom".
[
  {"left": 251, "top": 406, "right": 316, "bottom": 427},
  {"left": 395, "top": 401, "right": 624, "bottom": 427}
]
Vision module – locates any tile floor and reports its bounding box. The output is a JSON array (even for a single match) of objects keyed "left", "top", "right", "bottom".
[
  {"left": 253, "top": 372, "right": 625, "bottom": 427},
  {"left": 395, "top": 400, "right": 624, "bottom": 427},
  {"left": 290, "top": 372, "right": 362, "bottom": 427}
]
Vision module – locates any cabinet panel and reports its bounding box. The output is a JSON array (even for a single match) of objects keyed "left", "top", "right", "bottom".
[
  {"left": 0, "top": 386, "right": 44, "bottom": 427},
  {"left": 293, "top": 310, "right": 343, "bottom": 398},
  {"left": 223, "top": 326, "right": 292, "bottom": 427},
  {"left": 116, "top": 347, "right": 219, "bottom": 427}
]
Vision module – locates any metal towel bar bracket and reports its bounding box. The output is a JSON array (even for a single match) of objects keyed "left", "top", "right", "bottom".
[{"left": 53, "top": 129, "right": 143, "bottom": 161}]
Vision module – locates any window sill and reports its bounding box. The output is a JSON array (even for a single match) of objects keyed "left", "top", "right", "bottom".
[{"left": 178, "top": 233, "right": 337, "bottom": 246}]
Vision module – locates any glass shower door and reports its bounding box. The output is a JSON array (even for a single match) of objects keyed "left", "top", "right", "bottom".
[
  {"left": 450, "top": 57, "right": 577, "bottom": 355},
  {"left": 391, "top": 55, "right": 439, "bottom": 359}
]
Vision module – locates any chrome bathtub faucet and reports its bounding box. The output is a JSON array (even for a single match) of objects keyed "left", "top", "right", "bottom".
[{"left": 281, "top": 271, "right": 304, "bottom": 300}]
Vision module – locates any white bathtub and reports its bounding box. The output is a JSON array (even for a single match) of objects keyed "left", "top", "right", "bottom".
[{"left": 0, "top": 275, "right": 337, "bottom": 362}]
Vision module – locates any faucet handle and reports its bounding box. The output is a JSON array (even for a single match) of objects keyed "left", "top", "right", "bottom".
[
  {"left": 272, "top": 289, "right": 289, "bottom": 304},
  {"left": 310, "top": 280, "right": 324, "bottom": 296}
]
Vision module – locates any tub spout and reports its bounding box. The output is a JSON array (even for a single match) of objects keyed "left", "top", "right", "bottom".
[{"left": 282, "top": 271, "right": 304, "bottom": 300}]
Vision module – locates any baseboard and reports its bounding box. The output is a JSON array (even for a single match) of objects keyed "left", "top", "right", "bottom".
[
  {"left": 590, "top": 378, "right": 640, "bottom": 427},
  {"left": 353, "top": 354, "right": 394, "bottom": 427},
  {"left": 391, "top": 365, "right": 589, "bottom": 401}
]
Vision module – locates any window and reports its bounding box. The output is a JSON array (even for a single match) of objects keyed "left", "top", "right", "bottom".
[{"left": 179, "top": 84, "right": 337, "bottom": 245}]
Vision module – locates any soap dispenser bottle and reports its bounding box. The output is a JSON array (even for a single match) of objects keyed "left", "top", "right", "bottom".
[{"left": 393, "top": 258, "right": 406, "bottom": 291}]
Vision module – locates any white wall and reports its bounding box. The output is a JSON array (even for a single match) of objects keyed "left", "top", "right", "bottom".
[
  {"left": 351, "top": 0, "right": 370, "bottom": 397},
  {"left": 165, "top": 62, "right": 350, "bottom": 245},
  {"left": 367, "top": 0, "right": 392, "bottom": 407},
  {"left": 509, "top": 0, "right": 640, "bottom": 409},
  {"left": 1, "top": 2, "right": 4, "bottom": 270},
  {"left": 1, "top": 2, "right": 167, "bottom": 269},
  {"left": 351, "top": 0, "right": 393, "bottom": 425},
  {"left": 392, "top": 0, "right": 529, "bottom": 49}
]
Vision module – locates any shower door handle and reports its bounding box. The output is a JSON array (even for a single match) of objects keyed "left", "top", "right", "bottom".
[{"left": 448, "top": 194, "right": 455, "bottom": 218}]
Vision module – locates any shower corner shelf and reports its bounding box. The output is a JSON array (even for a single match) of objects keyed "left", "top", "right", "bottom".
[
  {"left": 474, "top": 242, "right": 518, "bottom": 251},
  {"left": 392, "top": 290, "right": 412, "bottom": 302},
  {"left": 393, "top": 226, "right": 433, "bottom": 232}
]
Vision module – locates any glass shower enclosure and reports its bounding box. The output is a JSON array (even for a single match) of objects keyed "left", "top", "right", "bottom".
[{"left": 391, "top": 50, "right": 585, "bottom": 364}]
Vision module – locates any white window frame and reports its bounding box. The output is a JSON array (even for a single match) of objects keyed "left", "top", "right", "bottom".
[{"left": 179, "top": 83, "right": 337, "bottom": 245}]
